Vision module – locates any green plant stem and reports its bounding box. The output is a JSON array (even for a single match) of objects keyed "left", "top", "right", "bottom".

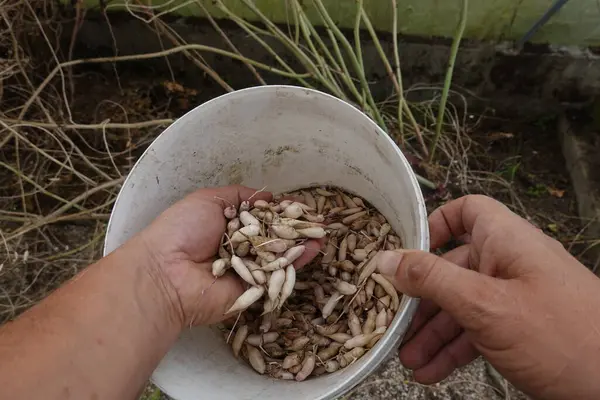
[
  {"left": 354, "top": 0, "right": 367, "bottom": 105},
  {"left": 312, "top": 0, "right": 385, "bottom": 129},
  {"left": 429, "top": 0, "right": 468, "bottom": 162},
  {"left": 391, "top": 0, "right": 404, "bottom": 139}
]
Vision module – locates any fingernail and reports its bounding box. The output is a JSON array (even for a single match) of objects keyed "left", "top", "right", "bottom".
[{"left": 377, "top": 251, "right": 403, "bottom": 276}]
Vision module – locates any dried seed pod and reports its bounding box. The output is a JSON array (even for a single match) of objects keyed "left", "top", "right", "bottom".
[
  {"left": 371, "top": 273, "right": 400, "bottom": 311},
  {"left": 317, "top": 195, "right": 326, "bottom": 214},
  {"left": 312, "top": 283, "right": 326, "bottom": 305},
  {"left": 338, "top": 347, "right": 366, "bottom": 368},
  {"left": 367, "top": 333, "right": 384, "bottom": 349},
  {"left": 239, "top": 200, "right": 251, "bottom": 212},
  {"left": 271, "top": 224, "right": 300, "bottom": 239},
  {"left": 302, "top": 190, "right": 317, "bottom": 209},
  {"left": 376, "top": 309, "right": 388, "bottom": 329},
  {"left": 352, "top": 249, "right": 367, "bottom": 262},
  {"left": 377, "top": 295, "right": 391, "bottom": 312},
  {"left": 283, "top": 203, "right": 304, "bottom": 219},
  {"left": 312, "top": 366, "right": 327, "bottom": 377},
  {"left": 317, "top": 342, "right": 343, "bottom": 361},
  {"left": 246, "top": 332, "right": 279, "bottom": 346},
  {"left": 308, "top": 332, "right": 331, "bottom": 347},
  {"left": 236, "top": 241, "right": 250, "bottom": 257},
  {"left": 322, "top": 292, "right": 343, "bottom": 319},
  {"left": 283, "top": 352, "right": 302, "bottom": 369},
  {"left": 311, "top": 316, "right": 325, "bottom": 326},
  {"left": 327, "top": 222, "right": 346, "bottom": 230},
  {"left": 225, "top": 286, "right": 264, "bottom": 314},
  {"left": 278, "top": 265, "right": 296, "bottom": 308},
  {"left": 324, "top": 360, "right": 340, "bottom": 373},
  {"left": 321, "top": 237, "right": 338, "bottom": 265},
  {"left": 347, "top": 234, "right": 357, "bottom": 252},
  {"left": 363, "top": 308, "right": 377, "bottom": 335},
  {"left": 251, "top": 269, "right": 267, "bottom": 285},
  {"left": 240, "top": 210, "right": 260, "bottom": 226},
  {"left": 326, "top": 313, "right": 340, "bottom": 324},
  {"left": 348, "top": 308, "right": 362, "bottom": 337},
  {"left": 327, "top": 206, "right": 346, "bottom": 216},
  {"left": 248, "top": 236, "right": 289, "bottom": 253},
  {"left": 332, "top": 279, "right": 358, "bottom": 295},
  {"left": 378, "top": 223, "right": 391, "bottom": 238},
  {"left": 253, "top": 199, "right": 270, "bottom": 210},
  {"left": 315, "top": 323, "right": 343, "bottom": 337},
  {"left": 295, "top": 352, "right": 316, "bottom": 382},
  {"left": 274, "top": 318, "right": 293, "bottom": 329},
  {"left": 304, "top": 213, "right": 325, "bottom": 223},
  {"left": 387, "top": 235, "right": 401, "bottom": 245},
  {"left": 328, "top": 265, "right": 338, "bottom": 277},
  {"left": 374, "top": 283, "right": 386, "bottom": 298},
  {"left": 300, "top": 304, "right": 317, "bottom": 314},
  {"left": 340, "top": 271, "right": 352, "bottom": 282},
  {"left": 256, "top": 250, "right": 277, "bottom": 262},
  {"left": 328, "top": 332, "right": 352, "bottom": 344},
  {"left": 290, "top": 336, "right": 311, "bottom": 351},
  {"left": 296, "top": 227, "right": 326, "bottom": 239},
  {"left": 277, "top": 218, "right": 323, "bottom": 229},
  {"left": 246, "top": 344, "right": 266, "bottom": 374},
  {"left": 288, "top": 363, "right": 303, "bottom": 374},
  {"left": 231, "top": 255, "right": 257, "bottom": 286},
  {"left": 212, "top": 258, "right": 230, "bottom": 278},
  {"left": 224, "top": 206, "right": 237, "bottom": 219},
  {"left": 230, "top": 225, "right": 261, "bottom": 245},
  {"left": 338, "top": 260, "right": 356, "bottom": 272},
  {"left": 351, "top": 219, "right": 369, "bottom": 231},
  {"left": 357, "top": 256, "right": 378, "bottom": 285},
  {"left": 365, "top": 278, "right": 376, "bottom": 300},
  {"left": 262, "top": 257, "right": 289, "bottom": 272},
  {"left": 227, "top": 218, "right": 241, "bottom": 236},
  {"left": 268, "top": 268, "right": 286, "bottom": 302},
  {"left": 339, "top": 207, "right": 363, "bottom": 216},
  {"left": 387, "top": 309, "right": 395, "bottom": 325},
  {"left": 316, "top": 188, "right": 335, "bottom": 196},
  {"left": 352, "top": 197, "right": 365, "bottom": 207},
  {"left": 260, "top": 312, "right": 273, "bottom": 333},
  {"left": 232, "top": 325, "right": 249, "bottom": 358},
  {"left": 273, "top": 369, "right": 295, "bottom": 380},
  {"left": 219, "top": 246, "right": 231, "bottom": 260},
  {"left": 283, "top": 245, "right": 305, "bottom": 264},
  {"left": 355, "top": 289, "right": 367, "bottom": 307},
  {"left": 342, "top": 210, "right": 368, "bottom": 225},
  {"left": 334, "top": 193, "right": 344, "bottom": 208},
  {"left": 363, "top": 242, "right": 378, "bottom": 254},
  {"left": 338, "top": 236, "right": 348, "bottom": 261}
]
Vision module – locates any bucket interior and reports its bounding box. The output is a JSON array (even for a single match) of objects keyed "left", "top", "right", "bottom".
[{"left": 104, "top": 86, "right": 428, "bottom": 400}]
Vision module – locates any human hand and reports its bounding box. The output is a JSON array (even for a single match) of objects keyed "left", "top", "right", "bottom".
[
  {"left": 377, "top": 195, "right": 600, "bottom": 400},
  {"left": 137, "top": 185, "right": 322, "bottom": 328}
]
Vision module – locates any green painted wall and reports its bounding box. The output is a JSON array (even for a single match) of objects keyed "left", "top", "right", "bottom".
[{"left": 102, "top": 1, "right": 600, "bottom": 46}]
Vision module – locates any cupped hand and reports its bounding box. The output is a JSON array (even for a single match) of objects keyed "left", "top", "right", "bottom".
[
  {"left": 377, "top": 195, "right": 600, "bottom": 400},
  {"left": 138, "top": 185, "right": 322, "bottom": 328}
]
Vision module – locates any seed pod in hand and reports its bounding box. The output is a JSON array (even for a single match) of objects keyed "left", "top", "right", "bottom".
[
  {"left": 251, "top": 269, "right": 267, "bottom": 285},
  {"left": 239, "top": 210, "right": 260, "bottom": 227},
  {"left": 246, "top": 344, "right": 266, "bottom": 374},
  {"left": 224, "top": 206, "right": 237, "bottom": 219},
  {"left": 236, "top": 241, "right": 250, "bottom": 257},
  {"left": 296, "top": 227, "right": 326, "bottom": 239},
  {"left": 295, "top": 352, "right": 315, "bottom": 382},
  {"left": 357, "top": 256, "right": 378, "bottom": 285},
  {"left": 230, "top": 225, "right": 261, "bottom": 244},
  {"left": 268, "top": 268, "right": 286, "bottom": 303},
  {"left": 282, "top": 352, "right": 302, "bottom": 369},
  {"left": 231, "top": 255, "right": 257, "bottom": 286},
  {"left": 271, "top": 224, "right": 300, "bottom": 240},
  {"left": 253, "top": 199, "right": 270, "bottom": 210},
  {"left": 227, "top": 218, "right": 241, "bottom": 237},
  {"left": 232, "top": 325, "right": 249, "bottom": 358},
  {"left": 249, "top": 236, "right": 289, "bottom": 253},
  {"left": 278, "top": 265, "right": 296, "bottom": 309},
  {"left": 283, "top": 245, "right": 305, "bottom": 264},
  {"left": 225, "top": 286, "right": 264, "bottom": 315},
  {"left": 283, "top": 202, "right": 304, "bottom": 219},
  {"left": 262, "top": 257, "right": 289, "bottom": 272},
  {"left": 371, "top": 273, "right": 399, "bottom": 311},
  {"left": 256, "top": 250, "right": 276, "bottom": 262},
  {"left": 212, "top": 258, "right": 230, "bottom": 278}
]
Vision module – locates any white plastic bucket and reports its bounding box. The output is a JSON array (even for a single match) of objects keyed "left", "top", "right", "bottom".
[{"left": 104, "top": 86, "right": 429, "bottom": 400}]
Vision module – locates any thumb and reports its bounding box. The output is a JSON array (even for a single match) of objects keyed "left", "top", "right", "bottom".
[{"left": 377, "top": 250, "right": 498, "bottom": 323}]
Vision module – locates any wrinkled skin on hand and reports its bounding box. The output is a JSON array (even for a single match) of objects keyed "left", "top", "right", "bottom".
[
  {"left": 139, "top": 185, "right": 322, "bottom": 327},
  {"left": 377, "top": 195, "right": 600, "bottom": 400}
]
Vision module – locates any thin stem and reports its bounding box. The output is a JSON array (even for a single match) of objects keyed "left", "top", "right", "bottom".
[
  {"left": 20, "top": 44, "right": 312, "bottom": 120},
  {"left": 391, "top": 0, "right": 404, "bottom": 140},
  {"left": 354, "top": 0, "right": 367, "bottom": 105},
  {"left": 429, "top": 0, "right": 468, "bottom": 162}
]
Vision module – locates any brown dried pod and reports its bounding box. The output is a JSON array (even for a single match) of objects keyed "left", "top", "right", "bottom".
[
  {"left": 295, "top": 352, "right": 316, "bottom": 382},
  {"left": 315, "top": 323, "right": 343, "bottom": 337},
  {"left": 317, "top": 342, "right": 343, "bottom": 361},
  {"left": 328, "top": 332, "right": 352, "bottom": 344},
  {"left": 338, "top": 347, "right": 366, "bottom": 368},
  {"left": 348, "top": 308, "right": 362, "bottom": 337},
  {"left": 350, "top": 219, "right": 369, "bottom": 231},
  {"left": 289, "top": 336, "right": 311, "bottom": 351},
  {"left": 288, "top": 363, "right": 303, "bottom": 374},
  {"left": 324, "top": 359, "right": 340, "bottom": 373},
  {"left": 362, "top": 308, "right": 377, "bottom": 335},
  {"left": 371, "top": 273, "right": 400, "bottom": 311},
  {"left": 232, "top": 325, "right": 249, "bottom": 358},
  {"left": 246, "top": 344, "right": 266, "bottom": 374},
  {"left": 264, "top": 343, "right": 286, "bottom": 358},
  {"left": 283, "top": 352, "right": 303, "bottom": 369},
  {"left": 374, "top": 283, "right": 386, "bottom": 299}
]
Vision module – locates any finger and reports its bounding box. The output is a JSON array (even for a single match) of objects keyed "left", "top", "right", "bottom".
[
  {"left": 399, "top": 310, "right": 462, "bottom": 370},
  {"left": 377, "top": 249, "right": 500, "bottom": 328},
  {"left": 412, "top": 333, "right": 479, "bottom": 384},
  {"left": 429, "top": 195, "right": 512, "bottom": 249},
  {"left": 403, "top": 245, "right": 472, "bottom": 341},
  {"left": 193, "top": 185, "right": 273, "bottom": 210},
  {"left": 294, "top": 238, "right": 326, "bottom": 269}
]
